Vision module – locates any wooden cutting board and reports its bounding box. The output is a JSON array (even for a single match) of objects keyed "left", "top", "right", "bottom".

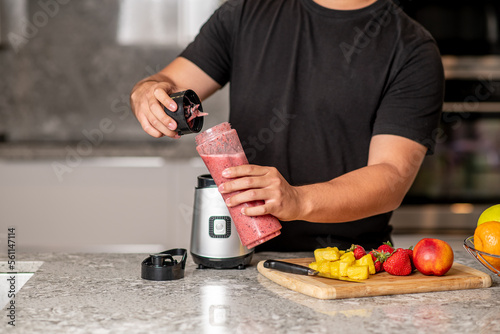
[{"left": 257, "top": 258, "right": 492, "bottom": 300}]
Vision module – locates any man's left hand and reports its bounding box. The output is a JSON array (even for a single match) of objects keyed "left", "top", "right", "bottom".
[{"left": 218, "top": 165, "right": 301, "bottom": 221}]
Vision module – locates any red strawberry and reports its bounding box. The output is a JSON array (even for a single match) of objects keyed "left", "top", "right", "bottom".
[
  {"left": 348, "top": 244, "right": 366, "bottom": 260},
  {"left": 383, "top": 249, "right": 412, "bottom": 276},
  {"left": 369, "top": 250, "right": 389, "bottom": 273},
  {"left": 399, "top": 246, "right": 415, "bottom": 271},
  {"left": 377, "top": 241, "right": 394, "bottom": 254},
  {"left": 369, "top": 250, "right": 383, "bottom": 262}
]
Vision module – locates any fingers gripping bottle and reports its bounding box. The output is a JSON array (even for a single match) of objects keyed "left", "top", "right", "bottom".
[{"left": 195, "top": 122, "right": 282, "bottom": 249}]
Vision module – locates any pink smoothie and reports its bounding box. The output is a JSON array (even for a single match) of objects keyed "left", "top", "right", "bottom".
[{"left": 199, "top": 152, "right": 281, "bottom": 248}]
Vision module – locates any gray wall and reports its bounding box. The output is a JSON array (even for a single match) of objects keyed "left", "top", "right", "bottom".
[
  {"left": 0, "top": 0, "right": 228, "bottom": 143},
  {"left": 0, "top": 0, "right": 231, "bottom": 253}
]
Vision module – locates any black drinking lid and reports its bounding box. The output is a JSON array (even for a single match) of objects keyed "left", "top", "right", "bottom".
[
  {"left": 141, "top": 248, "right": 187, "bottom": 281},
  {"left": 163, "top": 90, "right": 204, "bottom": 135}
]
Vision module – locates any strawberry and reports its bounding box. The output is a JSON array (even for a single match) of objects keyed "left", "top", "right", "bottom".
[
  {"left": 369, "top": 250, "right": 380, "bottom": 262},
  {"left": 399, "top": 246, "right": 415, "bottom": 271},
  {"left": 377, "top": 241, "right": 394, "bottom": 254},
  {"left": 369, "top": 250, "right": 389, "bottom": 273},
  {"left": 348, "top": 244, "right": 366, "bottom": 260},
  {"left": 383, "top": 248, "right": 412, "bottom": 276}
]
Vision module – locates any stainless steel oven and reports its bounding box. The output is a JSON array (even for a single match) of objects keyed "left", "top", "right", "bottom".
[
  {"left": 391, "top": 0, "right": 500, "bottom": 234},
  {"left": 398, "top": 0, "right": 500, "bottom": 56}
]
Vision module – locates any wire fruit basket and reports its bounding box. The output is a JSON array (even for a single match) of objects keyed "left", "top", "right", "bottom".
[{"left": 463, "top": 236, "right": 500, "bottom": 277}]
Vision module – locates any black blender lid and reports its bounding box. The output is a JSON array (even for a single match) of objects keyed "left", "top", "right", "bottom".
[{"left": 141, "top": 248, "right": 187, "bottom": 281}]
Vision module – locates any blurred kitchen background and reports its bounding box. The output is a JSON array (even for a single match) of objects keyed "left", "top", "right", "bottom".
[{"left": 0, "top": 0, "right": 499, "bottom": 252}]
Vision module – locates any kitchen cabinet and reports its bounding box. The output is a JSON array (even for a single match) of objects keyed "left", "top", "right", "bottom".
[{"left": 0, "top": 156, "right": 208, "bottom": 253}]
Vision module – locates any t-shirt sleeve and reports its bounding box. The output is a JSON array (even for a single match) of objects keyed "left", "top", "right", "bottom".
[
  {"left": 179, "top": 0, "right": 242, "bottom": 86},
  {"left": 372, "top": 39, "right": 444, "bottom": 155}
]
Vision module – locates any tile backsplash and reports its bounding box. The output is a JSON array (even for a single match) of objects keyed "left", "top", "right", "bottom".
[{"left": 0, "top": 0, "right": 228, "bottom": 143}]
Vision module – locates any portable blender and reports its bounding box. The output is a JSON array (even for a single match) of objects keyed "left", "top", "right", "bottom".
[{"left": 190, "top": 174, "right": 254, "bottom": 269}]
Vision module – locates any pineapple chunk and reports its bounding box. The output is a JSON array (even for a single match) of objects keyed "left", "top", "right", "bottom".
[
  {"left": 339, "top": 250, "right": 346, "bottom": 256},
  {"left": 314, "top": 247, "right": 341, "bottom": 262},
  {"left": 309, "top": 262, "right": 319, "bottom": 271},
  {"left": 355, "top": 254, "right": 376, "bottom": 275},
  {"left": 339, "top": 261, "right": 353, "bottom": 277},
  {"left": 340, "top": 252, "right": 356, "bottom": 264},
  {"left": 317, "top": 261, "right": 332, "bottom": 274},
  {"left": 347, "top": 265, "right": 369, "bottom": 280},
  {"left": 339, "top": 252, "right": 356, "bottom": 277},
  {"left": 329, "top": 260, "right": 341, "bottom": 277}
]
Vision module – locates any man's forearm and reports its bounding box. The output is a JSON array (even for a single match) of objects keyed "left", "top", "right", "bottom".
[
  {"left": 219, "top": 135, "right": 427, "bottom": 223},
  {"left": 295, "top": 162, "right": 415, "bottom": 223}
]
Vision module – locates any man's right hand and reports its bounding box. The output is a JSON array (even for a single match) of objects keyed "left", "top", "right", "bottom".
[{"left": 130, "top": 79, "right": 181, "bottom": 139}]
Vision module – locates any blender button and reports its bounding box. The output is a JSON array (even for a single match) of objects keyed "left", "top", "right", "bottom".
[{"left": 214, "top": 219, "right": 226, "bottom": 235}]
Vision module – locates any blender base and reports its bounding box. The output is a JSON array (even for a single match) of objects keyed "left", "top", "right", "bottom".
[{"left": 191, "top": 252, "right": 254, "bottom": 270}]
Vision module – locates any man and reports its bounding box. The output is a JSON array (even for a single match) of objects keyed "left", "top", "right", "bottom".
[{"left": 130, "top": 0, "right": 444, "bottom": 251}]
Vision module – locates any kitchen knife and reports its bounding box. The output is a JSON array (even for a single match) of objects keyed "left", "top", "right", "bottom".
[{"left": 263, "top": 259, "right": 364, "bottom": 283}]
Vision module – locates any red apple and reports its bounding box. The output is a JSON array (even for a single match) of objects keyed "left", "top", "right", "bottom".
[{"left": 413, "top": 238, "right": 454, "bottom": 276}]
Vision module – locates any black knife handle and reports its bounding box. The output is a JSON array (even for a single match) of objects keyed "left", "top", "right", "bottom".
[{"left": 263, "top": 260, "right": 318, "bottom": 276}]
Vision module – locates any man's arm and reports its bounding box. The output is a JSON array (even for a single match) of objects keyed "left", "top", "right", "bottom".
[
  {"left": 130, "top": 57, "right": 222, "bottom": 138},
  {"left": 220, "top": 134, "right": 427, "bottom": 222}
]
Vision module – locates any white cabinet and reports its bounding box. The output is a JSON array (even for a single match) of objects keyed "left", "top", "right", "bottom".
[{"left": 0, "top": 157, "right": 208, "bottom": 253}]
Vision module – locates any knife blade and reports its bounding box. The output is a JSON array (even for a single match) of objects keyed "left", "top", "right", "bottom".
[{"left": 263, "top": 259, "right": 364, "bottom": 283}]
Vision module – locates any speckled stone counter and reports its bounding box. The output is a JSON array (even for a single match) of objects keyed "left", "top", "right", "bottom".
[{"left": 3, "top": 251, "right": 499, "bottom": 333}]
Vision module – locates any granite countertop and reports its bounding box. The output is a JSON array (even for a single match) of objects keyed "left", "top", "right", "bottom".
[{"left": 4, "top": 251, "right": 499, "bottom": 333}]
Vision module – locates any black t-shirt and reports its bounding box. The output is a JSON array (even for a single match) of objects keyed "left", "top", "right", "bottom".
[{"left": 180, "top": 0, "right": 444, "bottom": 251}]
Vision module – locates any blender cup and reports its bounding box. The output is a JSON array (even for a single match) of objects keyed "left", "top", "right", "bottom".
[{"left": 195, "top": 122, "right": 282, "bottom": 249}]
